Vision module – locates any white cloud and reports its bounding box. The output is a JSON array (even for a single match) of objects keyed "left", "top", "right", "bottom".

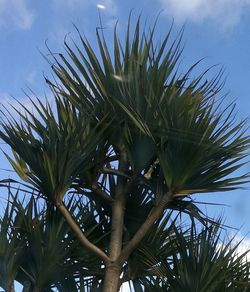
[
  {"left": 159, "top": 0, "right": 250, "bottom": 30},
  {"left": 232, "top": 233, "right": 250, "bottom": 259},
  {"left": 217, "top": 232, "right": 250, "bottom": 261},
  {"left": 0, "top": 0, "right": 34, "bottom": 30}
]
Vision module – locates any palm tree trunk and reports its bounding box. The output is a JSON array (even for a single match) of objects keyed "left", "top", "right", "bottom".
[
  {"left": 102, "top": 148, "right": 127, "bottom": 292},
  {"left": 33, "top": 286, "right": 40, "bottom": 292},
  {"left": 6, "top": 282, "right": 15, "bottom": 292},
  {"left": 102, "top": 264, "right": 121, "bottom": 292}
]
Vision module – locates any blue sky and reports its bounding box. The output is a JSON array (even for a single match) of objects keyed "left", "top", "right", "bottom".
[{"left": 1, "top": 0, "right": 250, "bottom": 281}]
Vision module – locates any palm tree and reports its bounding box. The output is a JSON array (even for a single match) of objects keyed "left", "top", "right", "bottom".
[
  {"left": 0, "top": 191, "right": 110, "bottom": 291},
  {"left": 1, "top": 193, "right": 250, "bottom": 291},
  {"left": 0, "top": 15, "right": 249, "bottom": 291},
  {"left": 129, "top": 219, "right": 250, "bottom": 291}
]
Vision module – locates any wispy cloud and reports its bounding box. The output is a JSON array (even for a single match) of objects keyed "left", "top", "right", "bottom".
[
  {"left": 159, "top": 0, "right": 250, "bottom": 30},
  {"left": 232, "top": 233, "right": 250, "bottom": 258},
  {"left": 0, "top": 0, "right": 34, "bottom": 30}
]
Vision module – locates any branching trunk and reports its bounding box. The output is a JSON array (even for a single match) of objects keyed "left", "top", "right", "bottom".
[
  {"left": 102, "top": 263, "right": 122, "bottom": 292},
  {"left": 118, "top": 192, "right": 172, "bottom": 263},
  {"left": 57, "top": 148, "right": 172, "bottom": 292},
  {"left": 102, "top": 148, "right": 128, "bottom": 292}
]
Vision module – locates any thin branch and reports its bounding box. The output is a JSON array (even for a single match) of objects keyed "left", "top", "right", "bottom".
[
  {"left": 72, "top": 181, "right": 114, "bottom": 204},
  {"left": 56, "top": 200, "right": 110, "bottom": 264},
  {"left": 103, "top": 155, "right": 118, "bottom": 164},
  {"left": 102, "top": 166, "right": 131, "bottom": 178},
  {"left": 117, "top": 192, "right": 172, "bottom": 264},
  {"left": 91, "top": 183, "right": 114, "bottom": 203}
]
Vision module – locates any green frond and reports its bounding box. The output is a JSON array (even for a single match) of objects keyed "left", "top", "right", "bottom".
[
  {"left": 128, "top": 219, "right": 250, "bottom": 292},
  {"left": 41, "top": 16, "right": 249, "bottom": 195},
  {"left": 0, "top": 95, "right": 108, "bottom": 201},
  {"left": 0, "top": 192, "right": 109, "bottom": 291}
]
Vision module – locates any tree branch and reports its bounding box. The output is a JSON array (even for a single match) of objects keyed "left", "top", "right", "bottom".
[
  {"left": 55, "top": 200, "right": 110, "bottom": 264},
  {"left": 117, "top": 192, "right": 172, "bottom": 263},
  {"left": 102, "top": 166, "right": 131, "bottom": 179},
  {"left": 91, "top": 183, "right": 114, "bottom": 204}
]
